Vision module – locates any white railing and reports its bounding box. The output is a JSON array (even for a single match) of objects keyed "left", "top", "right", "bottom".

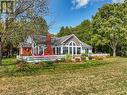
[
  {"left": 88, "top": 53, "right": 110, "bottom": 57},
  {"left": 16, "top": 55, "right": 66, "bottom": 63}
]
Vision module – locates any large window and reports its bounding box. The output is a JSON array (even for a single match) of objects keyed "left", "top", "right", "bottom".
[
  {"left": 68, "top": 41, "right": 77, "bottom": 55},
  {"left": 39, "top": 46, "right": 43, "bottom": 55},
  {"left": 85, "top": 49, "right": 89, "bottom": 54},
  {"left": 53, "top": 48, "right": 55, "bottom": 55},
  {"left": 69, "top": 41, "right": 76, "bottom": 46},
  {"left": 63, "top": 47, "right": 68, "bottom": 54},
  {"left": 56, "top": 47, "right": 61, "bottom": 55},
  {"left": 77, "top": 47, "right": 81, "bottom": 54},
  {"left": 69, "top": 47, "right": 72, "bottom": 54},
  {"left": 73, "top": 47, "right": 76, "bottom": 54}
]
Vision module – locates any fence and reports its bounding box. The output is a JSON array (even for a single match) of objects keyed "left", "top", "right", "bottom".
[{"left": 17, "top": 55, "right": 65, "bottom": 63}]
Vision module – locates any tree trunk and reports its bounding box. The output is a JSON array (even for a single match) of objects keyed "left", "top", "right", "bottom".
[
  {"left": 0, "top": 37, "right": 2, "bottom": 65},
  {"left": 10, "top": 44, "right": 13, "bottom": 57},
  {"left": 113, "top": 47, "right": 116, "bottom": 57}
]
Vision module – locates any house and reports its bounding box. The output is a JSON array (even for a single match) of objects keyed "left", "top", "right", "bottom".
[{"left": 17, "top": 34, "right": 92, "bottom": 62}]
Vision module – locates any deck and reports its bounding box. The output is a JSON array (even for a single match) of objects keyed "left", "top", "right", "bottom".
[{"left": 17, "top": 55, "right": 65, "bottom": 63}]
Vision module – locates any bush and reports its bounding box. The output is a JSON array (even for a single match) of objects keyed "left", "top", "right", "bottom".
[
  {"left": 15, "top": 60, "right": 47, "bottom": 72},
  {"left": 65, "top": 54, "right": 72, "bottom": 62},
  {"left": 15, "top": 61, "right": 28, "bottom": 71},
  {"left": 45, "top": 61, "right": 54, "bottom": 67},
  {"left": 88, "top": 56, "right": 104, "bottom": 60},
  {"left": 61, "top": 58, "right": 65, "bottom": 62},
  {"left": 35, "top": 61, "right": 46, "bottom": 68},
  {"left": 81, "top": 53, "right": 87, "bottom": 61}
]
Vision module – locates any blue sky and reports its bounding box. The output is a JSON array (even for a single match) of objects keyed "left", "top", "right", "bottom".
[{"left": 45, "top": 0, "right": 124, "bottom": 34}]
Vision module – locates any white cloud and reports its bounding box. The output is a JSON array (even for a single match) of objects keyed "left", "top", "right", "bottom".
[
  {"left": 72, "top": 0, "right": 90, "bottom": 9},
  {"left": 72, "top": 0, "right": 125, "bottom": 9},
  {"left": 112, "top": 0, "right": 125, "bottom": 3}
]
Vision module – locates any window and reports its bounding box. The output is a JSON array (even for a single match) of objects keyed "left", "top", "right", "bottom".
[
  {"left": 63, "top": 47, "right": 68, "bottom": 54},
  {"left": 56, "top": 47, "right": 61, "bottom": 55},
  {"left": 69, "top": 41, "right": 76, "bottom": 46},
  {"left": 53, "top": 48, "right": 55, "bottom": 54},
  {"left": 39, "top": 46, "right": 43, "bottom": 55},
  {"left": 85, "top": 49, "right": 89, "bottom": 54},
  {"left": 73, "top": 47, "right": 76, "bottom": 54},
  {"left": 69, "top": 47, "right": 72, "bottom": 54},
  {"left": 70, "top": 42, "right": 73, "bottom": 46},
  {"left": 73, "top": 43, "right": 76, "bottom": 46},
  {"left": 77, "top": 47, "right": 81, "bottom": 54}
]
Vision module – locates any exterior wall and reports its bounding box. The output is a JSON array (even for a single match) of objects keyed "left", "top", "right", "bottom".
[
  {"left": 32, "top": 44, "right": 45, "bottom": 56},
  {"left": 21, "top": 35, "right": 92, "bottom": 56},
  {"left": 82, "top": 48, "right": 92, "bottom": 54},
  {"left": 20, "top": 47, "right": 32, "bottom": 56},
  {"left": 26, "top": 36, "right": 33, "bottom": 43},
  {"left": 81, "top": 49, "right": 86, "bottom": 54},
  {"left": 89, "top": 49, "right": 92, "bottom": 53}
]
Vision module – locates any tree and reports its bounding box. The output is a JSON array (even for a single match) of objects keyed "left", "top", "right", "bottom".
[
  {"left": 57, "top": 20, "right": 93, "bottom": 45},
  {"left": 73, "top": 20, "right": 92, "bottom": 44},
  {"left": 0, "top": 0, "right": 49, "bottom": 65},
  {"left": 92, "top": 3, "right": 127, "bottom": 57},
  {"left": 57, "top": 26, "right": 72, "bottom": 37},
  {"left": 27, "top": 16, "right": 48, "bottom": 35}
]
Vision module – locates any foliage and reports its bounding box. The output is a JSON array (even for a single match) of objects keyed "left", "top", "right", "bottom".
[
  {"left": 57, "top": 2, "right": 127, "bottom": 57},
  {"left": 0, "top": 57, "right": 111, "bottom": 77},
  {"left": 92, "top": 3, "right": 127, "bottom": 56},
  {"left": 44, "top": 61, "right": 54, "bottom": 67},
  {"left": 57, "top": 20, "right": 92, "bottom": 45},
  {"left": 61, "top": 58, "right": 66, "bottom": 62},
  {"left": 65, "top": 54, "right": 72, "bottom": 62},
  {"left": 0, "top": 0, "right": 49, "bottom": 65},
  {"left": 88, "top": 56, "right": 104, "bottom": 60},
  {"left": 57, "top": 26, "right": 72, "bottom": 37},
  {"left": 81, "top": 53, "right": 87, "bottom": 61}
]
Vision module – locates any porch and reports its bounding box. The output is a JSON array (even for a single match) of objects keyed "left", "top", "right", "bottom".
[{"left": 32, "top": 45, "right": 82, "bottom": 56}]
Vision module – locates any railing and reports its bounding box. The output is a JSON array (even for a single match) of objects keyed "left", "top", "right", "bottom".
[
  {"left": 16, "top": 55, "right": 65, "bottom": 63},
  {"left": 88, "top": 54, "right": 110, "bottom": 57}
]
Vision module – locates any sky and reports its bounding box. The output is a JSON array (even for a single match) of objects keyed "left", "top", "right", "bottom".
[{"left": 45, "top": 0, "right": 125, "bottom": 34}]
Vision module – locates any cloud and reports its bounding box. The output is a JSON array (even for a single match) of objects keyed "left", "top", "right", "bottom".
[
  {"left": 72, "top": 0, "right": 90, "bottom": 9},
  {"left": 112, "top": 0, "right": 125, "bottom": 3},
  {"left": 72, "top": 0, "right": 125, "bottom": 9}
]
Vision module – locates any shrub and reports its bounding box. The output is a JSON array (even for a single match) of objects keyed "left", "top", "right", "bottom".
[
  {"left": 61, "top": 58, "right": 65, "bottom": 62},
  {"left": 35, "top": 61, "right": 46, "bottom": 68},
  {"left": 88, "top": 56, "right": 104, "bottom": 60},
  {"left": 45, "top": 61, "right": 54, "bottom": 67},
  {"left": 81, "top": 53, "right": 87, "bottom": 61},
  {"left": 65, "top": 54, "right": 72, "bottom": 62},
  {"left": 15, "top": 61, "right": 45, "bottom": 72},
  {"left": 16, "top": 64, "right": 28, "bottom": 72},
  {"left": 95, "top": 56, "right": 104, "bottom": 60}
]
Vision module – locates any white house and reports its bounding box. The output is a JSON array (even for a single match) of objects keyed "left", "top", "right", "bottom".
[{"left": 19, "top": 34, "right": 92, "bottom": 57}]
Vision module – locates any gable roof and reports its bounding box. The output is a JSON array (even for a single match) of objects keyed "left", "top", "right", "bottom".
[
  {"left": 28, "top": 34, "right": 92, "bottom": 48},
  {"left": 58, "top": 34, "right": 73, "bottom": 44},
  {"left": 30, "top": 35, "right": 58, "bottom": 45},
  {"left": 29, "top": 34, "right": 75, "bottom": 45},
  {"left": 81, "top": 42, "right": 92, "bottom": 49},
  {"left": 19, "top": 42, "right": 32, "bottom": 47}
]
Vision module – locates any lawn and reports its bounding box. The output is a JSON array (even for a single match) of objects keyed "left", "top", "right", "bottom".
[{"left": 0, "top": 57, "right": 127, "bottom": 95}]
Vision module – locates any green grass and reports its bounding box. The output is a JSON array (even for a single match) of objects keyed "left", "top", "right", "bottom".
[
  {"left": 0, "top": 58, "right": 108, "bottom": 77},
  {"left": 0, "top": 57, "right": 127, "bottom": 95}
]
